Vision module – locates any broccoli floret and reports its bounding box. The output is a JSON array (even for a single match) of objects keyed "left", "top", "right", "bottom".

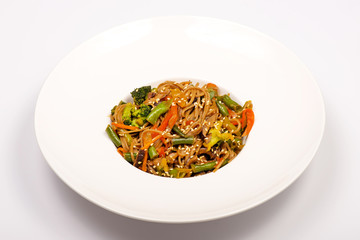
[
  {"left": 131, "top": 118, "right": 145, "bottom": 127},
  {"left": 132, "top": 104, "right": 152, "bottom": 118},
  {"left": 122, "top": 103, "right": 135, "bottom": 125},
  {"left": 131, "top": 104, "right": 151, "bottom": 127},
  {"left": 123, "top": 119, "right": 132, "bottom": 125},
  {"left": 130, "top": 86, "right": 152, "bottom": 105}
]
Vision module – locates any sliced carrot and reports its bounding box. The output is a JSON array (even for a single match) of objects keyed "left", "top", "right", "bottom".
[
  {"left": 167, "top": 105, "right": 178, "bottom": 129},
  {"left": 117, "top": 147, "right": 126, "bottom": 157},
  {"left": 158, "top": 103, "right": 177, "bottom": 131},
  {"left": 141, "top": 150, "right": 148, "bottom": 171},
  {"left": 111, "top": 122, "right": 139, "bottom": 131},
  {"left": 158, "top": 112, "right": 172, "bottom": 131},
  {"left": 151, "top": 124, "right": 158, "bottom": 138},
  {"left": 141, "top": 134, "right": 163, "bottom": 150}
]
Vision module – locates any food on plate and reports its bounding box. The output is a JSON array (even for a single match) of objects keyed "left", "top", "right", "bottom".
[{"left": 106, "top": 81, "right": 254, "bottom": 178}]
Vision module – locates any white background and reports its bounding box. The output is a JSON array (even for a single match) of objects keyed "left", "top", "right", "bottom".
[{"left": 1, "top": 0, "right": 359, "bottom": 239}]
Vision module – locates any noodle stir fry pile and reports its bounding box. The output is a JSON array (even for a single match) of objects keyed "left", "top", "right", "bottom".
[{"left": 106, "top": 81, "right": 254, "bottom": 178}]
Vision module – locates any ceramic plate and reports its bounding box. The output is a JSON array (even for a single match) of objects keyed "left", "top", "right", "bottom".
[{"left": 35, "top": 16, "right": 325, "bottom": 223}]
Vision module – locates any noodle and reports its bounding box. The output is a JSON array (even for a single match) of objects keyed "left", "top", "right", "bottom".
[{"left": 106, "top": 81, "right": 254, "bottom": 178}]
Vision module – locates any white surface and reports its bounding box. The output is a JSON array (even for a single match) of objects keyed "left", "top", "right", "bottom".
[
  {"left": 34, "top": 16, "right": 325, "bottom": 223},
  {"left": 1, "top": 0, "right": 359, "bottom": 238}
]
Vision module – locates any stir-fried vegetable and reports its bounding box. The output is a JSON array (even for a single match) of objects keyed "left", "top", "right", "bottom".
[
  {"left": 206, "top": 83, "right": 218, "bottom": 99},
  {"left": 203, "top": 121, "right": 234, "bottom": 150},
  {"left": 241, "top": 108, "right": 255, "bottom": 137},
  {"left": 124, "top": 152, "right": 137, "bottom": 163},
  {"left": 122, "top": 103, "right": 134, "bottom": 125},
  {"left": 146, "top": 100, "right": 172, "bottom": 124},
  {"left": 157, "top": 103, "right": 178, "bottom": 131},
  {"left": 169, "top": 168, "right": 192, "bottom": 178},
  {"left": 131, "top": 86, "right": 152, "bottom": 105},
  {"left": 191, "top": 159, "right": 229, "bottom": 173},
  {"left": 172, "top": 136, "right": 195, "bottom": 145},
  {"left": 220, "top": 95, "right": 242, "bottom": 112},
  {"left": 122, "top": 103, "right": 152, "bottom": 127},
  {"left": 172, "top": 125, "right": 186, "bottom": 137},
  {"left": 105, "top": 125, "right": 122, "bottom": 147},
  {"left": 215, "top": 99, "right": 229, "bottom": 116},
  {"left": 148, "top": 145, "right": 158, "bottom": 159},
  {"left": 106, "top": 81, "right": 254, "bottom": 178},
  {"left": 132, "top": 104, "right": 151, "bottom": 118}
]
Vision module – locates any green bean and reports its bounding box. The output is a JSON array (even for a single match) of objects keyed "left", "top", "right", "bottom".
[
  {"left": 221, "top": 95, "right": 242, "bottom": 111},
  {"left": 172, "top": 125, "right": 186, "bottom": 137},
  {"left": 105, "top": 125, "right": 122, "bottom": 147},
  {"left": 191, "top": 159, "right": 229, "bottom": 173},
  {"left": 191, "top": 161, "right": 216, "bottom": 173},
  {"left": 172, "top": 136, "right": 194, "bottom": 145},
  {"left": 124, "top": 152, "right": 137, "bottom": 163},
  {"left": 207, "top": 89, "right": 216, "bottom": 99},
  {"left": 148, "top": 145, "right": 158, "bottom": 159},
  {"left": 169, "top": 168, "right": 178, "bottom": 178},
  {"left": 146, "top": 100, "right": 172, "bottom": 125},
  {"left": 215, "top": 99, "right": 229, "bottom": 116}
]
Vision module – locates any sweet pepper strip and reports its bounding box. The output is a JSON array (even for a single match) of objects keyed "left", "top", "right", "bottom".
[{"left": 241, "top": 108, "right": 255, "bottom": 137}]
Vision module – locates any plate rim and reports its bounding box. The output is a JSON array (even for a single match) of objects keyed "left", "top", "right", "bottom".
[{"left": 34, "top": 15, "right": 326, "bottom": 223}]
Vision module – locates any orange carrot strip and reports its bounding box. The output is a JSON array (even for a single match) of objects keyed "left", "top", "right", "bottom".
[
  {"left": 167, "top": 105, "right": 178, "bottom": 129},
  {"left": 158, "top": 103, "right": 177, "bottom": 131},
  {"left": 111, "top": 122, "right": 139, "bottom": 130},
  {"left": 141, "top": 134, "right": 163, "bottom": 150},
  {"left": 117, "top": 147, "right": 126, "bottom": 157},
  {"left": 151, "top": 124, "right": 158, "bottom": 138},
  {"left": 141, "top": 150, "right": 148, "bottom": 171}
]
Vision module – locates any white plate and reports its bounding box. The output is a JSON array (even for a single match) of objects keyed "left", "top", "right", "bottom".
[{"left": 35, "top": 16, "right": 325, "bottom": 223}]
